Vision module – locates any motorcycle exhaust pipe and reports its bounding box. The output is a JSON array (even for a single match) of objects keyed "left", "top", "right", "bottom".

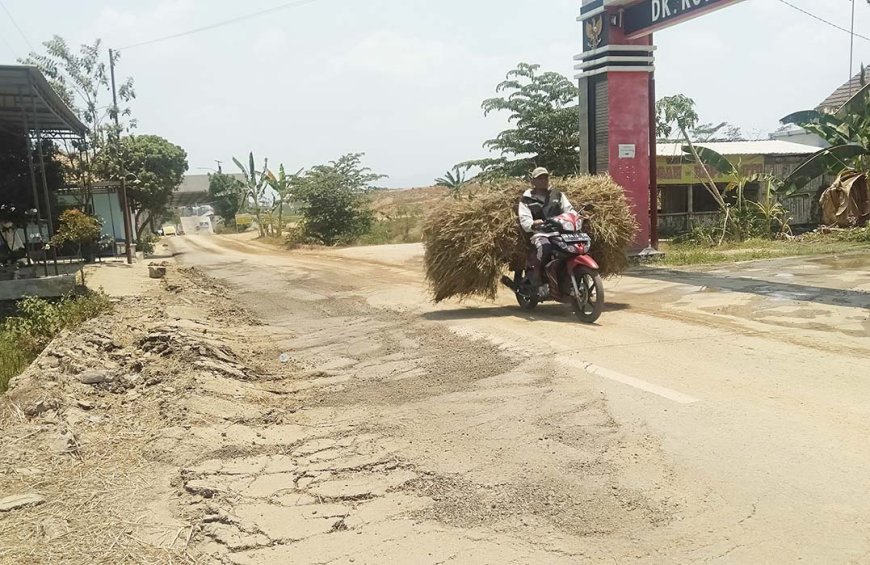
[{"left": 500, "top": 275, "right": 517, "bottom": 291}]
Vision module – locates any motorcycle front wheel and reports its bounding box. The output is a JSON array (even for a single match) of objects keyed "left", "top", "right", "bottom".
[{"left": 571, "top": 267, "right": 604, "bottom": 324}]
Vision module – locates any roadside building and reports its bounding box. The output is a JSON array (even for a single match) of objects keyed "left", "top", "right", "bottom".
[
  {"left": 656, "top": 140, "right": 823, "bottom": 236},
  {"left": 0, "top": 65, "right": 88, "bottom": 295},
  {"left": 657, "top": 71, "right": 870, "bottom": 237}
]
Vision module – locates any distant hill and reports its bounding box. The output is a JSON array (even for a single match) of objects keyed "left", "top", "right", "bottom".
[{"left": 368, "top": 186, "right": 449, "bottom": 219}]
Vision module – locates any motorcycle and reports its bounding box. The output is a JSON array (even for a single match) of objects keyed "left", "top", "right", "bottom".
[{"left": 501, "top": 209, "right": 605, "bottom": 324}]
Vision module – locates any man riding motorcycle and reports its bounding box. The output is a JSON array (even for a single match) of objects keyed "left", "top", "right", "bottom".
[{"left": 517, "top": 167, "right": 576, "bottom": 298}]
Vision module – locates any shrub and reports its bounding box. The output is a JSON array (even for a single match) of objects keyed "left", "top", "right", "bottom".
[
  {"left": 53, "top": 209, "right": 102, "bottom": 248},
  {"left": 295, "top": 154, "right": 384, "bottom": 246},
  {"left": 137, "top": 232, "right": 158, "bottom": 255}
]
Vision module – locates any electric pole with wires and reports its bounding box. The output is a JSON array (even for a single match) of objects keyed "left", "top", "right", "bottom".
[
  {"left": 108, "top": 48, "right": 134, "bottom": 264},
  {"left": 850, "top": 0, "right": 857, "bottom": 98}
]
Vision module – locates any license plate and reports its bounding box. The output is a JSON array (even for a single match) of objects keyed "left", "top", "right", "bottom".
[{"left": 562, "top": 234, "right": 584, "bottom": 243}]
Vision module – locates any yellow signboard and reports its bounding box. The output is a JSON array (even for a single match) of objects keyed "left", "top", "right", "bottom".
[
  {"left": 656, "top": 155, "right": 765, "bottom": 186},
  {"left": 235, "top": 213, "right": 253, "bottom": 227}
]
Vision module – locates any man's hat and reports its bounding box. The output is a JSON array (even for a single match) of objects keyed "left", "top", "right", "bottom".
[{"left": 531, "top": 167, "right": 550, "bottom": 179}]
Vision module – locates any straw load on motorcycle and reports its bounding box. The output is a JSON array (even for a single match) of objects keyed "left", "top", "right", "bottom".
[{"left": 422, "top": 175, "right": 637, "bottom": 322}]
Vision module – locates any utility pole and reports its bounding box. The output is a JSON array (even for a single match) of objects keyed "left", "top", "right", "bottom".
[
  {"left": 850, "top": 0, "right": 856, "bottom": 98},
  {"left": 215, "top": 160, "right": 223, "bottom": 173},
  {"left": 109, "top": 48, "right": 133, "bottom": 264}
]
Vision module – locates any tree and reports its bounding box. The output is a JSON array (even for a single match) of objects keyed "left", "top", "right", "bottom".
[
  {"left": 20, "top": 36, "right": 136, "bottom": 197},
  {"left": 691, "top": 122, "right": 744, "bottom": 142},
  {"left": 459, "top": 63, "right": 580, "bottom": 178},
  {"left": 96, "top": 135, "right": 188, "bottom": 234},
  {"left": 295, "top": 153, "right": 385, "bottom": 245},
  {"left": 233, "top": 153, "right": 271, "bottom": 237},
  {"left": 208, "top": 171, "right": 246, "bottom": 222}
]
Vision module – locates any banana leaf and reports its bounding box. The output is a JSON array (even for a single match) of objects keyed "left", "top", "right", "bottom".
[
  {"left": 782, "top": 143, "right": 870, "bottom": 195},
  {"left": 682, "top": 145, "right": 736, "bottom": 176},
  {"left": 780, "top": 110, "right": 824, "bottom": 126}
]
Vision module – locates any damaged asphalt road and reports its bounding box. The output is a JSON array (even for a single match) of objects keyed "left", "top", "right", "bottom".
[{"left": 2, "top": 235, "right": 869, "bottom": 564}]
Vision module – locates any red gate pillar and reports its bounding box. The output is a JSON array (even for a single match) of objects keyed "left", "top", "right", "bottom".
[{"left": 576, "top": 1, "right": 656, "bottom": 251}]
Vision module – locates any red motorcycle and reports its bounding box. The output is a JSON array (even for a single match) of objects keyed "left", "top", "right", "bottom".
[{"left": 501, "top": 209, "right": 605, "bottom": 324}]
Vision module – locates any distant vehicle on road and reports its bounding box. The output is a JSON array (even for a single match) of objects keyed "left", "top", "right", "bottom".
[{"left": 161, "top": 225, "right": 177, "bottom": 236}]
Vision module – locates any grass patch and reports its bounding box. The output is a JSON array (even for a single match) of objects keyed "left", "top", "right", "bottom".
[
  {"left": 658, "top": 229, "right": 870, "bottom": 267},
  {"left": 0, "top": 291, "right": 113, "bottom": 393}
]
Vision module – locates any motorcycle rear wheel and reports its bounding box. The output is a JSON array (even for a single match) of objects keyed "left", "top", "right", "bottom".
[{"left": 571, "top": 267, "right": 604, "bottom": 323}]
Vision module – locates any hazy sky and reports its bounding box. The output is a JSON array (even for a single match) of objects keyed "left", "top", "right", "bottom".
[{"left": 1, "top": 0, "right": 868, "bottom": 187}]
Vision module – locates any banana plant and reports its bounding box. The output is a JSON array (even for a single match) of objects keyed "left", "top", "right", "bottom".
[
  {"left": 683, "top": 146, "right": 790, "bottom": 242},
  {"left": 434, "top": 167, "right": 467, "bottom": 199},
  {"left": 265, "top": 164, "right": 302, "bottom": 237},
  {"left": 233, "top": 152, "right": 270, "bottom": 237},
  {"left": 780, "top": 85, "right": 870, "bottom": 195}
]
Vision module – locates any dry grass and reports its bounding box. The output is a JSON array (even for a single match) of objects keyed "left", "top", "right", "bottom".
[
  {"left": 0, "top": 410, "right": 198, "bottom": 564},
  {"left": 423, "top": 176, "right": 638, "bottom": 302},
  {"left": 0, "top": 269, "right": 249, "bottom": 564},
  {"left": 369, "top": 186, "right": 448, "bottom": 218}
]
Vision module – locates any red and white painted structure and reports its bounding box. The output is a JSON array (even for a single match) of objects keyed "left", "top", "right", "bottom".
[{"left": 575, "top": 0, "right": 745, "bottom": 249}]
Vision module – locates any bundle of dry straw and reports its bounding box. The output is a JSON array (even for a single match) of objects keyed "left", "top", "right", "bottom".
[{"left": 423, "top": 175, "right": 638, "bottom": 302}]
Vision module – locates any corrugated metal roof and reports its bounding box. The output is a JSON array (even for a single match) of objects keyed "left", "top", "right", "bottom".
[
  {"left": 176, "top": 173, "right": 244, "bottom": 194},
  {"left": 657, "top": 140, "right": 819, "bottom": 158},
  {"left": 0, "top": 65, "right": 87, "bottom": 136},
  {"left": 173, "top": 173, "right": 245, "bottom": 207}
]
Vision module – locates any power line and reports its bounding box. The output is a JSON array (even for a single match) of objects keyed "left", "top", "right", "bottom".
[
  {"left": 0, "top": 28, "right": 18, "bottom": 59},
  {"left": 119, "top": 0, "right": 328, "bottom": 50},
  {"left": 0, "top": 0, "right": 33, "bottom": 51},
  {"left": 777, "top": 0, "right": 870, "bottom": 42}
]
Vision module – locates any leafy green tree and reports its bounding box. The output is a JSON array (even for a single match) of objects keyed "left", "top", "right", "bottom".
[
  {"left": 97, "top": 135, "right": 188, "bottom": 234},
  {"left": 460, "top": 63, "right": 580, "bottom": 178},
  {"left": 208, "top": 171, "right": 246, "bottom": 222},
  {"left": 295, "top": 153, "right": 385, "bottom": 245},
  {"left": 685, "top": 122, "right": 744, "bottom": 142},
  {"left": 20, "top": 36, "right": 136, "bottom": 194}
]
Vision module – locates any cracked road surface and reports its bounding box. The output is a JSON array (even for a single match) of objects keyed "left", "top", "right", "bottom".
[{"left": 171, "top": 235, "right": 870, "bottom": 564}]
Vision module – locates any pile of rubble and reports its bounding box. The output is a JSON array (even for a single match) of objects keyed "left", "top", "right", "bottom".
[
  {"left": 6, "top": 310, "right": 257, "bottom": 420},
  {"left": 0, "top": 267, "right": 269, "bottom": 563}
]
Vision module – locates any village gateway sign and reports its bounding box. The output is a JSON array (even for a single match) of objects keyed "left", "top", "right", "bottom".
[
  {"left": 575, "top": 0, "right": 745, "bottom": 248},
  {"left": 624, "top": 0, "right": 745, "bottom": 38}
]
